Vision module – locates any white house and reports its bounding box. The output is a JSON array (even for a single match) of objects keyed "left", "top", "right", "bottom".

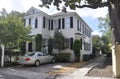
[{"left": 24, "top": 7, "right": 92, "bottom": 61}]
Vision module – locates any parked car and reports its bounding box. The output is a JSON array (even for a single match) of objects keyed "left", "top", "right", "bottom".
[{"left": 17, "top": 52, "right": 55, "bottom": 66}]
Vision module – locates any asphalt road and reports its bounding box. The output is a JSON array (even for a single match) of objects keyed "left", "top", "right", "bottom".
[{"left": 0, "top": 63, "right": 71, "bottom": 79}]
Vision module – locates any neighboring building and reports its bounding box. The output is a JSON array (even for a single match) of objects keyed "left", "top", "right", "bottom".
[{"left": 24, "top": 7, "right": 92, "bottom": 61}]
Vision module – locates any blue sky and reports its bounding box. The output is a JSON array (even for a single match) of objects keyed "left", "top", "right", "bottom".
[{"left": 0, "top": 0, "right": 108, "bottom": 36}]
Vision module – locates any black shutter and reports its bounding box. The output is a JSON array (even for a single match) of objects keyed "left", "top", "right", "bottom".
[
  {"left": 51, "top": 20, "right": 53, "bottom": 30},
  {"left": 80, "top": 39, "right": 82, "bottom": 50},
  {"left": 58, "top": 19, "right": 61, "bottom": 29},
  {"left": 77, "top": 20, "right": 79, "bottom": 30},
  {"left": 49, "top": 19, "right": 50, "bottom": 30},
  {"left": 62, "top": 18, "right": 65, "bottom": 29},
  {"left": 43, "top": 17, "right": 45, "bottom": 28},
  {"left": 35, "top": 18, "right": 38, "bottom": 28},
  {"left": 70, "top": 38, "right": 73, "bottom": 50},
  {"left": 70, "top": 17, "right": 73, "bottom": 28}
]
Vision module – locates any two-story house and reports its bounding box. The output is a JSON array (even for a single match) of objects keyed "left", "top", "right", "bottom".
[{"left": 24, "top": 7, "right": 92, "bottom": 61}]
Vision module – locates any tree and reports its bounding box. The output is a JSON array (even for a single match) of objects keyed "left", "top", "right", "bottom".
[
  {"left": 98, "top": 14, "right": 112, "bottom": 44},
  {"left": 0, "top": 9, "right": 31, "bottom": 64},
  {"left": 48, "top": 38, "right": 53, "bottom": 55},
  {"left": 40, "top": 0, "right": 120, "bottom": 77},
  {"left": 73, "top": 40, "right": 81, "bottom": 62},
  {"left": 53, "top": 30, "right": 65, "bottom": 53},
  {"left": 101, "top": 35, "right": 111, "bottom": 54},
  {"left": 35, "top": 34, "right": 42, "bottom": 51},
  {"left": 92, "top": 35, "right": 101, "bottom": 55}
]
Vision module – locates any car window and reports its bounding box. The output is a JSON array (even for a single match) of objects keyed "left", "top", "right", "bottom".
[
  {"left": 37, "top": 53, "right": 42, "bottom": 56},
  {"left": 25, "top": 53, "right": 35, "bottom": 56}
]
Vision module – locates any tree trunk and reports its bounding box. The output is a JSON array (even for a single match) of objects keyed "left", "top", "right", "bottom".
[{"left": 108, "top": 0, "right": 120, "bottom": 77}]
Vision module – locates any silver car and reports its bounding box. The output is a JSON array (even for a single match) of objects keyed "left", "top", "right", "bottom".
[{"left": 17, "top": 52, "right": 55, "bottom": 66}]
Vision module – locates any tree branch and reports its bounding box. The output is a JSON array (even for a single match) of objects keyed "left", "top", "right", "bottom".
[{"left": 76, "top": 2, "right": 109, "bottom": 9}]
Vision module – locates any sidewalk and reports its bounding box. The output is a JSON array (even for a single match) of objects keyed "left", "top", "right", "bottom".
[
  {"left": 56, "top": 56, "right": 117, "bottom": 79},
  {"left": 0, "top": 74, "right": 4, "bottom": 79}
]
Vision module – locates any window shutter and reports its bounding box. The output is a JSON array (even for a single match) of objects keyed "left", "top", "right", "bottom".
[
  {"left": 62, "top": 18, "right": 65, "bottom": 29},
  {"left": 58, "top": 19, "right": 61, "bottom": 29},
  {"left": 70, "top": 17, "right": 73, "bottom": 28},
  {"left": 43, "top": 17, "right": 45, "bottom": 28},
  {"left": 70, "top": 38, "right": 73, "bottom": 50},
  {"left": 49, "top": 19, "right": 50, "bottom": 30},
  {"left": 51, "top": 20, "right": 53, "bottom": 30}
]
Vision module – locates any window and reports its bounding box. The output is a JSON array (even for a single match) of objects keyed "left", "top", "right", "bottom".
[
  {"left": 84, "top": 42, "right": 91, "bottom": 51},
  {"left": 37, "top": 53, "right": 42, "bottom": 56},
  {"left": 51, "top": 20, "right": 53, "bottom": 30},
  {"left": 43, "top": 17, "right": 45, "bottom": 28},
  {"left": 58, "top": 19, "right": 61, "bottom": 29},
  {"left": 31, "top": 18, "right": 35, "bottom": 28},
  {"left": 80, "top": 22, "right": 81, "bottom": 32},
  {"left": 77, "top": 20, "right": 79, "bottom": 30},
  {"left": 62, "top": 18, "right": 65, "bottom": 29},
  {"left": 25, "top": 53, "right": 35, "bottom": 56},
  {"left": 65, "top": 38, "right": 69, "bottom": 48},
  {"left": 70, "top": 17, "right": 73, "bottom": 28},
  {"left": 46, "top": 19, "right": 49, "bottom": 29},
  {"left": 35, "top": 18, "right": 38, "bottom": 28},
  {"left": 82, "top": 25, "right": 85, "bottom": 34},
  {"left": 65, "top": 18, "right": 70, "bottom": 29},
  {"left": 32, "top": 10, "right": 35, "bottom": 14},
  {"left": 29, "top": 18, "right": 31, "bottom": 26},
  {"left": 53, "top": 20, "right": 58, "bottom": 29}
]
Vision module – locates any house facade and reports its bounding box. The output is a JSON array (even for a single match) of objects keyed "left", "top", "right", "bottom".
[{"left": 24, "top": 7, "right": 92, "bottom": 61}]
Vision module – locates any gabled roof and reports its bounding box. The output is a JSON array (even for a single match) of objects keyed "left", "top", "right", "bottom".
[
  {"left": 51, "top": 12, "right": 76, "bottom": 16},
  {"left": 25, "top": 6, "right": 49, "bottom": 16}
]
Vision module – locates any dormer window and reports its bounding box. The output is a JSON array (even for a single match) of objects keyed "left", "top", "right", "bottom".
[{"left": 32, "top": 9, "right": 35, "bottom": 14}]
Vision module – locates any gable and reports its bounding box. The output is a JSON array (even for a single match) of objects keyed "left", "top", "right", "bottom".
[{"left": 25, "top": 7, "right": 41, "bottom": 16}]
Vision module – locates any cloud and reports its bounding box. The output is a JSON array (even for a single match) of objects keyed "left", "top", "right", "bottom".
[
  {"left": 92, "top": 31, "right": 102, "bottom": 36},
  {"left": 76, "top": 7, "right": 108, "bottom": 18},
  {"left": 0, "top": 0, "right": 108, "bottom": 19}
]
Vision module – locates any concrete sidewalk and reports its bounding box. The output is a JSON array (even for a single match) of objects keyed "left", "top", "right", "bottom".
[
  {"left": 56, "top": 56, "right": 117, "bottom": 79},
  {"left": 0, "top": 74, "right": 4, "bottom": 79}
]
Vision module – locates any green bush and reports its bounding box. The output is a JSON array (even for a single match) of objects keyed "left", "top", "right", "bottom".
[
  {"left": 35, "top": 34, "right": 42, "bottom": 51},
  {"left": 53, "top": 53, "right": 71, "bottom": 62},
  {"left": 73, "top": 40, "right": 81, "bottom": 62}
]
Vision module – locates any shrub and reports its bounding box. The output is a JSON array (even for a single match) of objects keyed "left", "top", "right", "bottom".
[
  {"left": 83, "top": 54, "right": 95, "bottom": 61},
  {"left": 35, "top": 34, "right": 42, "bottom": 51},
  {"left": 83, "top": 54, "right": 89, "bottom": 61},
  {"left": 53, "top": 53, "right": 71, "bottom": 62},
  {"left": 73, "top": 40, "right": 81, "bottom": 62},
  {"left": 106, "top": 52, "right": 112, "bottom": 57},
  {"left": 48, "top": 38, "right": 53, "bottom": 55}
]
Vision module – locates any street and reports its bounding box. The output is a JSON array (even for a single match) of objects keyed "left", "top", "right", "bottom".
[{"left": 0, "top": 63, "right": 70, "bottom": 79}]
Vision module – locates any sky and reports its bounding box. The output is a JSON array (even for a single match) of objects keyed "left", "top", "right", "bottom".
[{"left": 0, "top": 0, "right": 108, "bottom": 36}]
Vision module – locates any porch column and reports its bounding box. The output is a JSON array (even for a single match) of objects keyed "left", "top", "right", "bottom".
[{"left": 26, "top": 42, "right": 29, "bottom": 52}]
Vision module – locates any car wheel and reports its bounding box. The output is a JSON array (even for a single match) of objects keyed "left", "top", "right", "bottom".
[
  {"left": 35, "top": 60, "right": 40, "bottom": 67},
  {"left": 51, "top": 58, "right": 55, "bottom": 63}
]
